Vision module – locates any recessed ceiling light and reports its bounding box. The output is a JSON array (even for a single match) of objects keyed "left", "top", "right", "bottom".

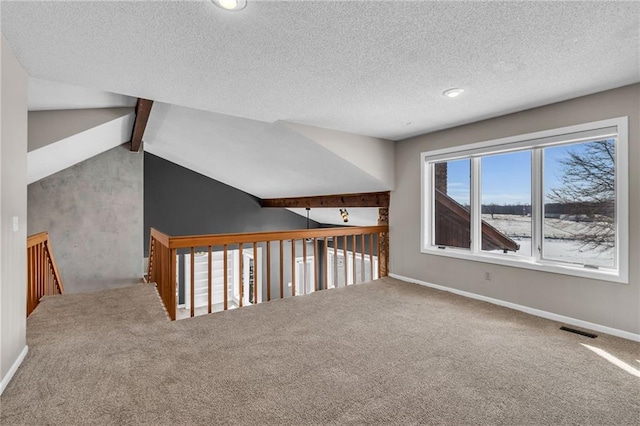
[
  {"left": 212, "top": 0, "right": 247, "bottom": 11},
  {"left": 443, "top": 88, "right": 465, "bottom": 98}
]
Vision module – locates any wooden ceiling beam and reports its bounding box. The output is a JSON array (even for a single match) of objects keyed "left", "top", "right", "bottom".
[
  {"left": 129, "top": 98, "right": 153, "bottom": 152},
  {"left": 261, "top": 191, "right": 390, "bottom": 208}
]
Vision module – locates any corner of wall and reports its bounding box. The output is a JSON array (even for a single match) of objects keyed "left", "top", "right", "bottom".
[
  {"left": 0, "top": 346, "right": 27, "bottom": 395},
  {"left": 0, "top": 34, "right": 28, "bottom": 390}
]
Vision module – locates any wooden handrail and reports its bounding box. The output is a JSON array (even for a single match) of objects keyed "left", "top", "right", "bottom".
[
  {"left": 165, "top": 226, "right": 389, "bottom": 249},
  {"left": 27, "top": 231, "right": 48, "bottom": 246},
  {"left": 26, "top": 232, "right": 64, "bottom": 316},
  {"left": 150, "top": 228, "right": 170, "bottom": 247},
  {"left": 147, "top": 225, "right": 389, "bottom": 321}
]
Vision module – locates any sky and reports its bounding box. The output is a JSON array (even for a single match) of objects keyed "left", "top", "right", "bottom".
[
  {"left": 444, "top": 141, "right": 609, "bottom": 206},
  {"left": 446, "top": 152, "right": 534, "bottom": 206}
]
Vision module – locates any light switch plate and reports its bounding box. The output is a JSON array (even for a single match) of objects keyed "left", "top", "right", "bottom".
[{"left": 12, "top": 216, "right": 19, "bottom": 232}]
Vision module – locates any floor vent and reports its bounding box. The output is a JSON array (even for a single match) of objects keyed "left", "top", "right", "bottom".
[{"left": 560, "top": 326, "right": 597, "bottom": 338}]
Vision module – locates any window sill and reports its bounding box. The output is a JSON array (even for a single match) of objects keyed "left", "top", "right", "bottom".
[{"left": 421, "top": 246, "right": 627, "bottom": 284}]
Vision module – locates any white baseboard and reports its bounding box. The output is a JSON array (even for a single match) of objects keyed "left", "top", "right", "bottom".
[
  {"left": 389, "top": 273, "right": 640, "bottom": 342},
  {"left": 0, "top": 345, "right": 28, "bottom": 395}
]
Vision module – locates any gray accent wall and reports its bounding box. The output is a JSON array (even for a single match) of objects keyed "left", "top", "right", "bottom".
[
  {"left": 1, "top": 36, "right": 28, "bottom": 392},
  {"left": 28, "top": 144, "right": 143, "bottom": 294},
  {"left": 391, "top": 84, "right": 640, "bottom": 335},
  {"left": 144, "top": 152, "right": 319, "bottom": 255}
]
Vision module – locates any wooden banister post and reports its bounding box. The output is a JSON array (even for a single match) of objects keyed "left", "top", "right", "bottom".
[
  {"left": 147, "top": 235, "right": 155, "bottom": 283},
  {"left": 378, "top": 207, "right": 389, "bottom": 277},
  {"left": 169, "top": 248, "right": 177, "bottom": 320}
]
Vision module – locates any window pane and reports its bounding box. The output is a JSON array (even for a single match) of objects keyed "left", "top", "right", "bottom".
[
  {"left": 433, "top": 158, "right": 471, "bottom": 249},
  {"left": 543, "top": 140, "right": 615, "bottom": 268},
  {"left": 481, "top": 151, "right": 531, "bottom": 256}
]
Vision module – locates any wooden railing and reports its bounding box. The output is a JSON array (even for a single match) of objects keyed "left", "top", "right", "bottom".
[
  {"left": 148, "top": 226, "right": 389, "bottom": 320},
  {"left": 27, "top": 232, "right": 64, "bottom": 316}
]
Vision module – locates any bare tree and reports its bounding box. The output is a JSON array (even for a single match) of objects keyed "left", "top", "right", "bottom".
[
  {"left": 549, "top": 140, "right": 615, "bottom": 250},
  {"left": 486, "top": 203, "right": 498, "bottom": 219}
]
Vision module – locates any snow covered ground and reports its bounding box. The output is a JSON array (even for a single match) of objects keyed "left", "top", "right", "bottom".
[{"left": 482, "top": 214, "right": 614, "bottom": 268}]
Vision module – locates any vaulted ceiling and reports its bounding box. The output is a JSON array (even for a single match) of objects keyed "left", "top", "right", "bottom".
[{"left": 3, "top": 1, "right": 639, "bottom": 225}]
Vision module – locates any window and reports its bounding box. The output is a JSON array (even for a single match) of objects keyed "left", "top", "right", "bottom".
[
  {"left": 481, "top": 151, "right": 531, "bottom": 256},
  {"left": 433, "top": 159, "right": 471, "bottom": 249},
  {"left": 543, "top": 141, "right": 616, "bottom": 268},
  {"left": 421, "top": 117, "right": 628, "bottom": 283}
]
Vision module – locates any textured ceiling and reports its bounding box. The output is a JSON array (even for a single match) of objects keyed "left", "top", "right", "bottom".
[
  {"left": 3, "top": 1, "right": 638, "bottom": 140},
  {"left": 28, "top": 78, "right": 136, "bottom": 111}
]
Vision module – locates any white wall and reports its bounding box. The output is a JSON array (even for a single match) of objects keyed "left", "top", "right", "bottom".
[
  {"left": 391, "top": 84, "right": 640, "bottom": 336},
  {"left": 284, "top": 121, "right": 395, "bottom": 190},
  {"left": 0, "top": 36, "right": 28, "bottom": 393}
]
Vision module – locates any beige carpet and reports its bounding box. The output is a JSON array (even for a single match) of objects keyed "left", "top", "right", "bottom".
[{"left": 2, "top": 278, "right": 639, "bottom": 425}]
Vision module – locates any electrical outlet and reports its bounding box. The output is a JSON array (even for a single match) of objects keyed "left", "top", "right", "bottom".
[
  {"left": 484, "top": 271, "right": 492, "bottom": 281},
  {"left": 12, "top": 216, "right": 19, "bottom": 232}
]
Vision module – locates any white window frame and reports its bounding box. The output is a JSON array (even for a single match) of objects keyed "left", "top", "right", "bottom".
[{"left": 421, "top": 117, "right": 629, "bottom": 284}]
